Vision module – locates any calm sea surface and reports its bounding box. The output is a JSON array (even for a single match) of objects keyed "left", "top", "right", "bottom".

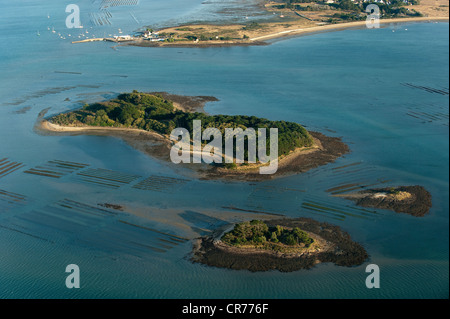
[{"left": 0, "top": 0, "right": 448, "bottom": 298}]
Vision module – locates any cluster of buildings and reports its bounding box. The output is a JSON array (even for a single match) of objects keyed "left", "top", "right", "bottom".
[
  {"left": 139, "top": 30, "right": 166, "bottom": 42},
  {"left": 113, "top": 34, "right": 133, "bottom": 41},
  {"left": 110, "top": 30, "right": 167, "bottom": 42}
]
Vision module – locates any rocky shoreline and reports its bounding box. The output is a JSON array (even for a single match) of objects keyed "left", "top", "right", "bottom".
[
  {"left": 37, "top": 92, "right": 349, "bottom": 182},
  {"left": 191, "top": 217, "right": 368, "bottom": 272},
  {"left": 336, "top": 185, "right": 433, "bottom": 217},
  {"left": 200, "top": 131, "right": 350, "bottom": 181}
]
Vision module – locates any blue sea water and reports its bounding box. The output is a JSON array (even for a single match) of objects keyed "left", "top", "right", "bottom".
[{"left": 0, "top": 1, "right": 448, "bottom": 298}]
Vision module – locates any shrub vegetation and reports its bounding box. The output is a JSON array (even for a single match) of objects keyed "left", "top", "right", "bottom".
[
  {"left": 221, "top": 220, "right": 315, "bottom": 251},
  {"left": 51, "top": 91, "right": 314, "bottom": 166}
]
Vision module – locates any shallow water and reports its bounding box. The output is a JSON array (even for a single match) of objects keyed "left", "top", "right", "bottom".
[{"left": 0, "top": 1, "right": 448, "bottom": 298}]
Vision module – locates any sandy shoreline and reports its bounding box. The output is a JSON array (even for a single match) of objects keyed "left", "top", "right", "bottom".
[
  {"left": 191, "top": 217, "right": 368, "bottom": 272},
  {"left": 198, "top": 130, "right": 349, "bottom": 181},
  {"left": 124, "top": 17, "right": 448, "bottom": 48},
  {"left": 249, "top": 17, "right": 449, "bottom": 42},
  {"left": 37, "top": 118, "right": 349, "bottom": 181}
]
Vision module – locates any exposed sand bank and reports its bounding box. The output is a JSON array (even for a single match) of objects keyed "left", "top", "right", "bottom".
[{"left": 37, "top": 119, "right": 349, "bottom": 182}]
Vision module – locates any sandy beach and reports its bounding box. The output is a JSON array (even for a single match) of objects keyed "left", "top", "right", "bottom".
[
  {"left": 126, "top": 16, "right": 448, "bottom": 48},
  {"left": 248, "top": 17, "right": 450, "bottom": 42},
  {"left": 37, "top": 119, "right": 349, "bottom": 182}
]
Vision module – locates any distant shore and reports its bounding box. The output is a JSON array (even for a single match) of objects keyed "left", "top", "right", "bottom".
[
  {"left": 123, "top": 17, "right": 448, "bottom": 48},
  {"left": 246, "top": 17, "right": 449, "bottom": 42},
  {"left": 71, "top": 17, "right": 449, "bottom": 48}
]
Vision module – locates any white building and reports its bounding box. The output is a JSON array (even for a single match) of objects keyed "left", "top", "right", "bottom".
[{"left": 114, "top": 35, "right": 132, "bottom": 41}]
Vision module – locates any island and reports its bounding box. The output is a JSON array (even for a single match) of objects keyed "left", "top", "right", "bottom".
[
  {"left": 334, "top": 185, "right": 433, "bottom": 217},
  {"left": 191, "top": 218, "right": 368, "bottom": 272},
  {"left": 38, "top": 91, "right": 349, "bottom": 181}
]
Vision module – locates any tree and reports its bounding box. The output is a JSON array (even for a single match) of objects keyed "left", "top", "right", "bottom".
[
  {"left": 338, "top": 0, "right": 358, "bottom": 11},
  {"left": 285, "top": 234, "right": 297, "bottom": 246},
  {"left": 276, "top": 225, "right": 284, "bottom": 237},
  {"left": 270, "top": 232, "right": 279, "bottom": 243},
  {"left": 50, "top": 91, "right": 314, "bottom": 169},
  {"left": 293, "top": 227, "right": 314, "bottom": 247}
]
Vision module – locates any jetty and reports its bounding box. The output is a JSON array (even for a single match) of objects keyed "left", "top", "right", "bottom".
[{"left": 71, "top": 38, "right": 105, "bottom": 44}]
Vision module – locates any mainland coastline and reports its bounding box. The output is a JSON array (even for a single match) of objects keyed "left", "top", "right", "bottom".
[
  {"left": 75, "top": 16, "right": 449, "bottom": 48},
  {"left": 70, "top": 0, "right": 449, "bottom": 48},
  {"left": 125, "top": 17, "right": 449, "bottom": 48}
]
